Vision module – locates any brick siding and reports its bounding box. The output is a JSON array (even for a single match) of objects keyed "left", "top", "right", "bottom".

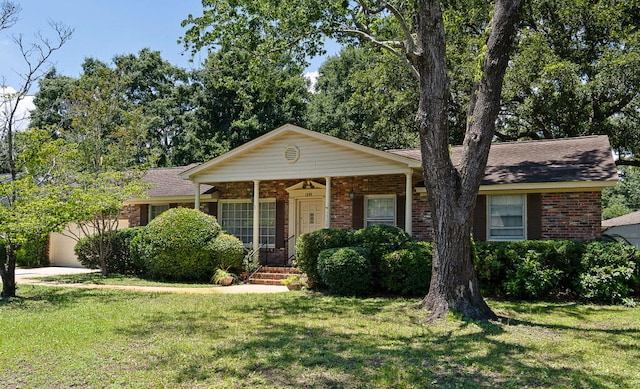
[
  {"left": 125, "top": 178, "right": 602, "bottom": 245},
  {"left": 541, "top": 191, "right": 602, "bottom": 241}
]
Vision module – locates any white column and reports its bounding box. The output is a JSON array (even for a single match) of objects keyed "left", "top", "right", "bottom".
[
  {"left": 194, "top": 183, "right": 201, "bottom": 210},
  {"left": 253, "top": 180, "right": 260, "bottom": 254},
  {"left": 405, "top": 171, "right": 413, "bottom": 236},
  {"left": 325, "top": 176, "right": 332, "bottom": 228}
]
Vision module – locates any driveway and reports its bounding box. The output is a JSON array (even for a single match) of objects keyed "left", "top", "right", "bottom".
[
  {"left": 11, "top": 267, "right": 289, "bottom": 294},
  {"left": 15, "top": 266, "right": 99, "bottom": 280}
]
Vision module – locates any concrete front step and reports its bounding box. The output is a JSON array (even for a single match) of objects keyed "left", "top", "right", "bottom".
[{"left": 248, "top": 267, "right": 300, "bottom": 285}]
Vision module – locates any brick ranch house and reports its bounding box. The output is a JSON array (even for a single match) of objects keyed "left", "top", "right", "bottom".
[{"left": 118, "top": 124, "right": 618, "bottom": 267}]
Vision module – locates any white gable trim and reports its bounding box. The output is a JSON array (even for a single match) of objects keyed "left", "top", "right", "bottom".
[{"left": 180, "top": 124, "right": 420, "bottom": 182}]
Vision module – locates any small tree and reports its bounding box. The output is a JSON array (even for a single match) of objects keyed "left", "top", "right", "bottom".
[
  {"left": 61, "top": 171, "right": 146, "bottom": 276},
  {"left": 0, "top": 3, "right": 73, "bottom": 297}
]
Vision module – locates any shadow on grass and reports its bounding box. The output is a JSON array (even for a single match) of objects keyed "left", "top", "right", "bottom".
[
  {"left": 0, "top": 284, "right": 143, "bottom": 310},
  {"left": 116, "top": 294, "right": 625, "bottom": 388}
]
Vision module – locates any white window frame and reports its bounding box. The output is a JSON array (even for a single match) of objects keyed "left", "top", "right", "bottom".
[
  {"left": 365, "top": 195, "right": 396, "bottom": 227},
  {"left": 487, "top": 194, "right": 526, "bottom": 241},
  {"left": 218, "top": 199, "right": 276, "bottom": 248},
  {"left": 149, "top": 204, "right": 170, "bottom": 222}
]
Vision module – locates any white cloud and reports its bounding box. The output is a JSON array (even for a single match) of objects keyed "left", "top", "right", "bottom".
[
  {"left": 304, "top": 71, "right": 319, "bottom": 93},
  {"left": 1, "top": 86, "right": 35, "bottom": 132}
]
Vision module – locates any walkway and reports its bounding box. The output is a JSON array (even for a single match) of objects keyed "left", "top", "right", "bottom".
[{"left": 12, "top": 267, "right": 289, "bottom": 294}]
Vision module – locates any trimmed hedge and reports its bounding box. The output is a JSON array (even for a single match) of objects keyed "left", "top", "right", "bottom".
[
  {"left": 578, "top": 242, "right": 640, "bottom": 303},
  {"left": 75, "top": 227, "right": 145, "bottom": 275},
  {"left": 297, "top": 228, "right": 640, "bottom": 303},
  {"left": 295, "top": 228, "right": 356, "bottom": 286},
  {"left": 135, "top": 208, "right": 222, "bottom": 282},
  {"left": 317, "top": 246, "right": 372, "bottom": 296},
  {"left": 210, "top": 233, "right": 245, "bottom": 271},
  {"left": 380, "top": 241, "right": 432, "bottom": 296},
  {"left": 354, "top": 224, "right": 411, "bottom": 267},
  {"left": 474, "top": 240, "right": 640, "bottom": 302}
]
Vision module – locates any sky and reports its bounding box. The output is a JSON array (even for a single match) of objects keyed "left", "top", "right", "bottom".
[{"left": 0, "top": 0, "right": 336, "bottom": 94}]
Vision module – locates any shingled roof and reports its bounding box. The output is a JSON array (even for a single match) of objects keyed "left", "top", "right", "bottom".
[
  {"left": 602, "top": 210, "right": 640, "bottom": 228},
  {"left": 387, "top": 135, "right": 618, "bottom": 185},
  {"left": 143, "top": 164, "right": 215, "bottom": 197}
]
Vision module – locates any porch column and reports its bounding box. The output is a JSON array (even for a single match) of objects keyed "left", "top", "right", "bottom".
[
  {"left": 253, "top": 180, "right": 260, "bottom": 254},
  {"left": 405, "top": 171, "right": 413, "bottom": 236},
  {"left": 194, "top": 183, "right": 201, "bottom": 210},
  {"left": 325, "top": 176, "right": 331, "bottom": 228}
]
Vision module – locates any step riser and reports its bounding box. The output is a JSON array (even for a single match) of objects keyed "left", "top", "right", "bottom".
[
  {"left": 249, "top": 279, "right": 287, "bottom": 286},
  {"left": 248, "top": 267, "right": 300, "bottom": 285},
  {"left": 260, "top": 267, "right": 300, "bottom": 274}
]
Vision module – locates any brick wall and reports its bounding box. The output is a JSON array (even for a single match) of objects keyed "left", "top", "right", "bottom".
[
  {"left": 541, "top": 191, "right": 602, "bottom": 241},
  {"left": 125, "top": 179, "right": 602, "bottom": 244},
  {"left": 124, "top": 205, "right": 142, "bottom": 227}
]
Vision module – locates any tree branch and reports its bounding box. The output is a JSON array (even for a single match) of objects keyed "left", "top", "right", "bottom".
[
  {"left": 342, "top": 29, "right": 419, "bottom": 79},
  {"left": 0, "top": 1, "right": 19, "bottom": 32}
]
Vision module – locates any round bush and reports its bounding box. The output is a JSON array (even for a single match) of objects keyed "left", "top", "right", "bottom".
[
  {"left": 136, "top": 208, "right": 222, "bottom": 282},
  {"left": 380, "top": 241, "right": 432, "bottom": 296},
  {"left": 354, "top": 224, "right": 411, "bottom": 267},
  {"left": 295, "top": 228, "right": 356, "bottom": 286},
  {"left": 578, "top": 242, "right": 640, "bottom": 303},
  {"left": 317, "top": 246, "right": 372, "bottom": 296},
  {"left": 210, "top": 233, "right": 245, "bottom": 271}
]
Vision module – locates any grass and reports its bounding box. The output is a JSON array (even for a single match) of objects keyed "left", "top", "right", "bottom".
[{"left": 1, "top": 286, "right": 639, "bottom": 388}]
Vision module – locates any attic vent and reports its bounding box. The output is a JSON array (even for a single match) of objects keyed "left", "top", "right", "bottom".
[{"left": 284, "top": 145, "right": 300, "bottom": 163}]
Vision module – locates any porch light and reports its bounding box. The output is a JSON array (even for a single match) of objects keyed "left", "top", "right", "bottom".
[{"left": 349, "top": 189, "right": 355, "bottom": 200}]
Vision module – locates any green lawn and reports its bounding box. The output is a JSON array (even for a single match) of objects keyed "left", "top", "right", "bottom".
[{"left": 1, "top": 286, "right": 639, "bottom": 388}]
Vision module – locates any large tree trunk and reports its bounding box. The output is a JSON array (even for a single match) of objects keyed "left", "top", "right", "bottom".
[
  {"left": 1, "top": 243, "right": 18, "bottom": 298},
  {"left": 413, "top": 0, "right": 521, "bottom": 321}
]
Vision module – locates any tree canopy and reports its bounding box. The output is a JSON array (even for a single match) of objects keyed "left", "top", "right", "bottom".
[
  {"left": 307, "top": 45, "right": 419, "bottom": 149},
  {"left": 498, "top": 0, "right": 640, "bottom": 164}
]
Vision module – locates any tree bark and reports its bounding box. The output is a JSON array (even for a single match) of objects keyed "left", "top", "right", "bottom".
[
  {"left": 413, "top": 0, "right": 521, "bottom": 321},
  {"left": 1, "top": 242, "right": 18, "bottom": 298}
]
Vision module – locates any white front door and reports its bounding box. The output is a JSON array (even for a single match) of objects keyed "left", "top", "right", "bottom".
[{"left": 298, "top": 198, "right": 325, "bottom": 236}]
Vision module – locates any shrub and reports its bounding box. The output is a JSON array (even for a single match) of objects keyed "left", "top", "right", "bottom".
[
  {"left": 578, "top": 242, "right": 640, "bottom": 303},
  {"left": 136, "top": 208, "right": 222, "bottom": 282},
  {"left": 503, "top": 250, "right": 564, "bottom": 299},
  {"left": 474, "top": 240, "right": 584, "bottom": 299},
  {"left": 317, "top": 246, "right": 372, "bottom": 296},
  {"left": 380, "top": 241, "right": 432, "bottom": 296},
  {"left": 75, "top": 227, "right": 145, "bottom": 275},
  {"left": 295, "top": 228, "right": 356, "bottom": 286},
  {"left": 16, "top": 234, "right": 49, "bottom": 268},
  {"left": 210, "top": 233, "right": 245, "bottom": 271},
  {"left": 354, "top": 224, "right": 411, "bottom": 267}
]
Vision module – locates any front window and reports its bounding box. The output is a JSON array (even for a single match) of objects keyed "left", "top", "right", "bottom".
[
  {"left": 488, "top": 194, "right": 525, "bottom": 240},
  {"left": 219, "top": 200, "right": 276, "bottom": 247},
  {"left": 149, "top": 204, "right": 169, "bottom": 221},
  {"left": 365, "top": 196, "right": 396, "bottom": 227}
]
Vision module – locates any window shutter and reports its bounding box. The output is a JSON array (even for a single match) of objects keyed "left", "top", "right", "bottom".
[
  {"left": 352, "top": 196, "right": 364, "bottom": 230},
  {"left": 473, "top": 195, "right": 486, "bottom": 241},
  {"left": 276, "top": 200, "right": 285, "bottom": 249},
  {"left": 527, "top": 193, "right": 542, "bottom": 240},
  {"left": 209, "top": 202, "right": 219, "bottom": 219},
  {"left": 139, "top": 204, "right": 149, "bottom": 226},
  {"left": 397, "top": 195, "right": 406, "bottom": 229}
]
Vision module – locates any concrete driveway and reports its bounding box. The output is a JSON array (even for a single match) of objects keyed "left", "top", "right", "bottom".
[{"left": 15, "top": 266, "right": 98, "bottom": 280}]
